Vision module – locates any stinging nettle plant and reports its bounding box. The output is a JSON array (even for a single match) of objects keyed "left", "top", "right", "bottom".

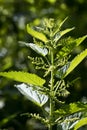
[{"left": 0, "top": 18, "right": 87, "bottom": 130}]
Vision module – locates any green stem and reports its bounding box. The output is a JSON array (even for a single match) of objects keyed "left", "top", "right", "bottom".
[{"left": 49, "top": 49, "right": 54, "bottom": 130}]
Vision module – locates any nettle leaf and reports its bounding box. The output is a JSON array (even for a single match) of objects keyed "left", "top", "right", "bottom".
[
  {"left": 15, "top": 83, "right": 48, "bottom": 107},
  {"left": 74, "top": 117, "right": 87, "bottom": 130},
  {"left": 54, "top": 17, "right": 68, "bottom": 35},
  {"left": 64, "top": 49, "right": 87, "bottom": 77},
  {"left": 57, "top": 35, "right": 87, "bottom": 57},
  {"left": 54, "top": 27, "right": 74, "bottom": 42},
  {"left": 57, "top": 37, "right": 74, "bottom": 57},
  {"left": 55, "top": 102, "right": 87, "bottom": 117},
  {"left": 26, "top": 42, "right": 48, "bottom": 56},
  {"left": 0, "top": 71, "right": 45, "bottom": 87},
  {"left": 56, "top": 62, "right": 70, "bottom": 79},
  {"left": 58, "top": 17, "right": 68, "bottom": 31},
  {"left": 75, "top": 35, "right": 87, "bottom": 46},
  {"left": 27, "top": 24, "right": 48, "bottom": 43},
  {"left": 60, "top": 27, "right": 75, "bottom": 38},
  {"left": 57, "top": 112, "right": 82, "bottom": 130}
]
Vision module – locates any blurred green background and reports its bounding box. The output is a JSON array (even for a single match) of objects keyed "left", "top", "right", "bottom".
[{"left": 0, "top": 0, "right": 87, "bottom": 129}]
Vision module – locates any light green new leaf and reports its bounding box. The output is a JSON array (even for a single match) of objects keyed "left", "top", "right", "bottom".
[
  {"left": 75, "top": 35, "right": 87, "bottom": 46},
  {"left": 54, "top": 27, "right": 75, "bottom": 42},
  {"left": 60, "top": 27, "right": 75, "bottom": 38},
  {"left": 74, "top": 117, "right": 87, "bottom": 130},
  {"left": 54, "top": 17, "right": 68, "bottom": 35},
  {"left": 0, "top": 71, "right": 45, "bottom": 87},
  {"left": 16, "top": 83, "right": 48, "bottom": 107},
  {"left": 64, "top": 49, "right": 87, "bottom": 77},
  {"left": 58, "top": 17, "right": 68, "bottom": 30},
  {"left": 27, "top": 24, "right": 48, "bottom": 43}
]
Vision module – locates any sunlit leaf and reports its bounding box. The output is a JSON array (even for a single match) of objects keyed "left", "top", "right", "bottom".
[
  {"left": 75, "top": 35, "right": 87, "bottom": 46},
  {"left": 58, "top": 17, "right": 68, "bottom": 30},
  {"left": 54, "top": 17, "right": 68, "bottom": 35},
  {"left": 74, "top": 117, "right": 87, "bottom": 130},
  {"left": 64, "top": 49, "right": 87, "bottom": 77},
  {"left": 15, "top": 83, "right": 48, "bottom": 107},
  {"left": 60, "top": 27, "right": 75, "bottom": 37},
  {"left": 27, "top": 24, "right": 48, "bottom": 43},
  {"left": 0, "top": 71, "right": 45, "bottom": 87},
  {"left": 54, "top": 27, "right": 75, "bottom": 42}
]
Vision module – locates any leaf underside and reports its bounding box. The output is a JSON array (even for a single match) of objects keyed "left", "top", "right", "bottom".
[
  {"left": 25, "top": 42, "right": 48, "bottom": 56},
  {"left": 16, "top": 83, "right": 48, "bottom": 107},
  {"left": 0, "top": 71, "right": 45, "bottom": 87}
]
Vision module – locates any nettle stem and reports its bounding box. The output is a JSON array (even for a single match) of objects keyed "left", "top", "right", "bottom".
[{"left": 49, "top": 49, "right": 54, "bottom": 130}]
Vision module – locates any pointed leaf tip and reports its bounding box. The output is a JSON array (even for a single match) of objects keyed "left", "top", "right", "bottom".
[
  {"left": 59, "top": 17, "right": 68, "bottom": 29},
  {"left": 64, "top": 49, "right": 87, "bottom": 77},
  {"left": 75, "top": 35, "right": 87, "bottom": 47},
  {"left": 54, "top": 27, "right": 75, "bottom": 42},
  {"left": 27, "top": 24, "right": 48, "bottom": 43},
  {"left": 74, "top": 117, "right": 87, "bottom": 130},
  {"left": 0, "top": 71, "right": 45, "bottom": 86}
]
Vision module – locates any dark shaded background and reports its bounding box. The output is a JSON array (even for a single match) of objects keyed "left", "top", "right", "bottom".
[{"left": 0, "top": 0, "right": 87, "bottom": 129}]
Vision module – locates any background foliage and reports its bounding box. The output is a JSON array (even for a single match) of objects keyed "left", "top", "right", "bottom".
[{"left": 0, "top": 0, "right": 87, "bottom": 129}]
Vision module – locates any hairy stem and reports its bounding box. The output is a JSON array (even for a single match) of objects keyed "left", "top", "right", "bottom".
[{"left": 49, "top": 49, "right": 54, "bottom": 130}]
